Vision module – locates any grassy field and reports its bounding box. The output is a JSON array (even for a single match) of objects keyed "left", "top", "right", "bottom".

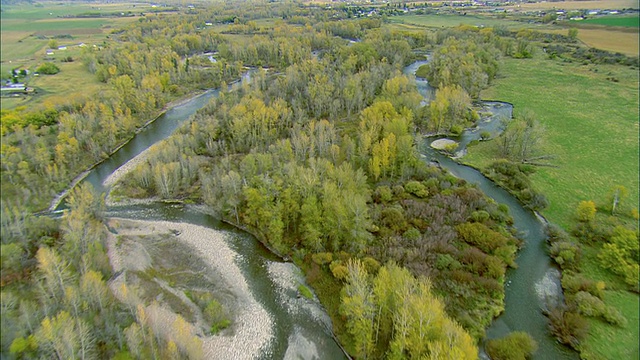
[
  {"left": 505, "top": 0, "right": 638, "bottom": 10},
  {"left": 576, "top": 28, "right": 639, "bottom": 56},
  {"left": 543, "top": 26, "right": 638, "bottom": 60},
  {"left": 464, "top": 54, "right": 639, "bottom": 360},
  {"left": 581, "top": 290, "right": 640, "bottom": 360},
  {"left": 468, "top": 56, "right": 639, "bottom": 227},
  {"left": 582, "top": 15, "right": 640, "bottom": 27},
  {"left": 389, "top": 14, "right": 553, "bottom": 30},
  {"left": 0, "top": 2, "right": 150, "bottom": 20},
  {"left": 0, "top": 49, "right": 105, "bottom": 110}
]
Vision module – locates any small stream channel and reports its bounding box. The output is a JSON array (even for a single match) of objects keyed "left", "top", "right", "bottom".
[{"left": 408, "top": 57, "right": 577, "bottom": 359}]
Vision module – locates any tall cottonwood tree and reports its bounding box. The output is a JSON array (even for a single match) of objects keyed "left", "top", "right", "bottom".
[
  {"left": 341, "top": 262, "right": 478, "bottom": 359},
  {"left": 498, "top": 111, "right": 546, "bottom": 162}
]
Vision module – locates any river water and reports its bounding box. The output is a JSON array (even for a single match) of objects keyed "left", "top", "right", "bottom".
[
  {"left": 53, "top": 58, "right": 577, "bottom": 359},
  {"left": 408, "top": 58, "right": 577, "bottom": 359},
  {"left": 52, "top": 71, "right": 347, "bottom": 359}
]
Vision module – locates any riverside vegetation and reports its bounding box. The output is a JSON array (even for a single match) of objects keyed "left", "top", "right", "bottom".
[
  {"left": 111, "top": 18, "right": 524, "bottom": 357},
  {"left": 463, "top": 33, "right": 639, "bottom": 360},
  {"left": 2, "top": 1, "right": 638, "bottom": 359}
]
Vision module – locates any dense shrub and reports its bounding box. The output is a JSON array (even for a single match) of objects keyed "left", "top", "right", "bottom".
[
  {"left": 574, "top": 291, "right": 606, "bottom": 317},
  {"left": 330, "top": 262, "right": 349, "bottom": 280},
  {"left": 450, "top": 124, "right": 464, "bottom": 136},
  {"left": 362, "top": 257, "right": 380, "bottom": 274},
  {"left": 311, "top": 252, "right": 333, "bottom": 265},
  {"left": 573, "top": 291, "right": 627, "bottom": 327},
  {"left": 373, "top": 186, "right": 393, "bottom": 203},
  {"left": 546, "top": 305, "right": 589, "bottom": 349},
  {"left": 549, "top": 241, "right": 581, "bottom": 270},
  {"left": 36, "top": 62, "right": 60, "bottom": 75},
  {"left": 546, "top": 223, "right": 570, "bottom": 244},
  {"left": 402, "top": 227, "right": 421, "bottom": 242},
  {"left": 404, "top": 180, "right": 429, "bottom": 198},
  {"left": 470, "top": 210, "right": 490, "bottom": 223},
  {"left": 486, "top": 331, "right": 538, "bottom": 360},
  {"left": 562, "top": 273, "right": 605, "bottom": 299},
  {"left": 486, "top": 161, "right": 548, "bottom": 210},
  {"left": 436, "top": 253, "right": 462, "bottom": 271}
]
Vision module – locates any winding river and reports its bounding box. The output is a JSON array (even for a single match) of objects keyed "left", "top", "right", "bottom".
[
  {"left": 408, "top": 58, "right": 576, "bottom": 359},
  {"left": 51, "top": 71, "right": 347, "bottom": 359},
  {"left": 51, "top": 58, "right": 577, "bottom": 359}
]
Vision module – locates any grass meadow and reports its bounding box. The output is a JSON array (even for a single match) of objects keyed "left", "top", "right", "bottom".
[
  {"left": 468, "top": 55, "right": 639, "bottom": 228},
  {"left": 464, "top": 54, "right": 639, "bottom": 360},
  {"left": 389, "top": 14, "right": 549, "bottom": 30},
  {"left": 506, "top": 0, "right": 638, "bottom": 11},
  {"left": 582, "top": 16, "right": 640, "bottom": 28},
  {"left": 576, "top": 28, "right": 638, "bottom": 56}
]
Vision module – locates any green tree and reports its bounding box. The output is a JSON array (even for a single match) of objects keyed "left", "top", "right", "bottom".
[
  {"left": 36, "top": 247, "right": 74, "bottom": 306},
  {"left": 498, "top": 111, "right": 546, "bottom": 162},
  {"left": 37, "top": 62, "right": 60, "bottom": 75},
  {"left": 300, "top": 194, "right": 324, "bottom": 251},
  {"left": 576, "top": 200, "right": 596, "bottom": 223},
  {"left": 568, "top": 28, "right": 578, "bottom": 40},
  {"left": 598, "top": 226, "right": 639, "bottom": 288},
  {"left": 340, "top": 259, "right": 375, "bottom": 358}
]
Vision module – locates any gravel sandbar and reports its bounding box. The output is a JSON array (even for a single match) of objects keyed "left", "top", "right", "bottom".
[{"left": 107, "top": 218, "right": 274, "bottom": 359}]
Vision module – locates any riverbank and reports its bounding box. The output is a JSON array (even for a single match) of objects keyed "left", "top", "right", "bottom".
[
  {"left": 105, "top": 218, "right": 274, "bottom": 359},
  {"left": 468, "top": 54, "right": 639, "bottom": 360},
  {"left": 47, "top": 90, "right": 209, "bottom": 212}
]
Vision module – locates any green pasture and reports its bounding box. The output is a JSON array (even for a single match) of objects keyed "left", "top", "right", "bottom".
[
  {"left": 579, "top": 245, "right": 639, "bottom": 360},
  {"left": 389, "top": 14, "right": 546, "bottom": 30},
  {"left": 581, "top": 290, "right": 640, "bottom": 360},
  {"left": 1, "top": 3, "right": 143, "bottom": 62},
  {"left": 0, "top": 2, "right": 148, "bottom": 20},
  {"left": 0, "top": 33, "right": 47, "bottom": 62},
  {"left": 582, "top": 15, "right": 640, "bottom": 28},
  {"left": 466, "top": 55, "right": 639, "bottom": 229},
  {"left": 464, "top": 54, "right": 639, "bottom": 360}
]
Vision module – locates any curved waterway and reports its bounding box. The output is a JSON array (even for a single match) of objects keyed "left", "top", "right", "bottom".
[
  {"left": 406, "top": 59, "right": 577, "bottom": 359},
  {"left": 105, "top": 203, "right": 346, "bottom": 359},
  {"left": 50, "top": 57, "right": 576, "bottom": 359},
  {"left": 50, "top": 72, "right": 347, "bottom": 359}
]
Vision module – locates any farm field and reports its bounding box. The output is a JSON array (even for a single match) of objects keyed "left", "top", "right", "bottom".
[
  {"left": 0, "top": 3, "right": 146, "bottom": 110},
  {"left": 389, "top": 14, "right": 552, "bottom": 30},
  {"left": 465, "top": 54, "right": 639, "bottom": 360},
  {"left": 506, "top": 0, "right": 638, "bottom": 10},
  {"left": 544, "top": 27, "right": 639, "bottom": 56},
  {"left": 576, "top": 27, "right": 639, "bottom": 56},
  {"left": 582, "top": 15, "right": 640, "bottom": 27},
  {"left": 1, "top": 3, "right": 143, "bottom": 62},
  {"left": 0, "top": 2, "right": 149, "bottom": 20}
]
